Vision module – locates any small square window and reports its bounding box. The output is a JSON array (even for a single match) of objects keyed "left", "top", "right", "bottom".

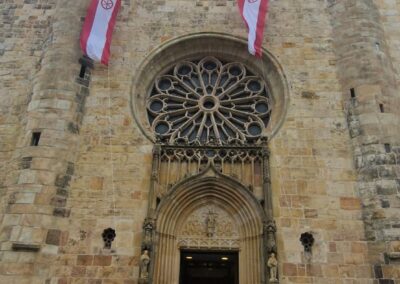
[{"left": 31, "top": 132, "right": 41, "bottom": 146}]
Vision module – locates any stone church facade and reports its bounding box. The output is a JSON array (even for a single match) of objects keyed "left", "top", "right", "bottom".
[{"left": 1, "top": 0, "right": 400, "bottom": 283}]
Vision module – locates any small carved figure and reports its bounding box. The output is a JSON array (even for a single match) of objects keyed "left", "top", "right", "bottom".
[
  {"left": 142, "top": 218, "right": 155, "bottom": 251},
  {"left": 264, "top": 220, "right": 277, "bottom": 253},
  {"left": 267, "top": 253, "right": 278, "bottom": 283},
  {"left": 206, "top": 210, "right": 217, "bottom": 237},
  {"left": 140, "top": 250, "right": 150, "bottom": 280},
  {"left": 143, "top": 229, "right": 151, "bottom": 247}
]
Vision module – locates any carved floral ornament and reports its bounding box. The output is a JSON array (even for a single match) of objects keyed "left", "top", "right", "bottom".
[
  {"left": 177, "top": 205, "right": 240, "bottom": 249},
  {"left": 147, "top": 56, "right": 272, "bottom": 145}
]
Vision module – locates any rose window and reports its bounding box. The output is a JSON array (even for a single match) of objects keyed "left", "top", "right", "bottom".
[{"left": 147, "top": 56, "right": 272, "bottom": 145}]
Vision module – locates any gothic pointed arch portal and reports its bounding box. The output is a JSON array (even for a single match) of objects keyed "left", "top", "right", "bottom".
[
  {"left": 139, "top": 141, "right": 278, "bottom": 284},
  {"left": 153, "top": 168, "right": 267, "bottom": 284}
]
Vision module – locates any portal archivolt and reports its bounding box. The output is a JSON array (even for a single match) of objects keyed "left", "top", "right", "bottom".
[{"left": 154, "top": 171, "right": 266, "bottom": 284}]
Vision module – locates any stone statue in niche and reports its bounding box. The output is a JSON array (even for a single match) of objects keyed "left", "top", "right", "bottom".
[
  {"left": 264, "top": 220, "right": 277, "bottom": 253},
  {"left": 206, "top": 209, "right": 217, "bottom": 237},
  {"left": 142, "top": 218, "right": 155, "bottom": 250},
  {"left": 139, "top": 250, "right": 150, "bottom": 282},
  {"left": 267, "top": 253, "right": 278, "bottom": 283}
]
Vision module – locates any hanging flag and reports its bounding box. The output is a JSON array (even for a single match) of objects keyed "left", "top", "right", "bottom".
[
  {"left": 80, "top": 0, "right": 121, "bottom": 65},
  {"left": 238, "top": 0, "right": 269, "bottom": 57}
]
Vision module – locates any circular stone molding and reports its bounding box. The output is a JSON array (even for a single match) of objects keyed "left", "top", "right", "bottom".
[
  {"left": 147, "top": 56, "right": 272, "bottom": 145},
  {"left": 131, "top": 33, "right": 289, "bottom": 143}
]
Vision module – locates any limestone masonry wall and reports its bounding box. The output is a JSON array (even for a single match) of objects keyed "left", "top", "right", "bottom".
[
  {"left": 0, "top": 0, "right": 399, "bottom": 283},
  {"left": 0, "top": 0, "right": 56, "bottom": 237},
  {"left": 329, "top": 0, "right": 400, "bottom": 283}
]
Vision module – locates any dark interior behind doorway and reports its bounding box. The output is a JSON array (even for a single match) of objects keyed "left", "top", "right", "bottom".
[{"left": 179, "top": 250, "right": 239, "bottom": 284}]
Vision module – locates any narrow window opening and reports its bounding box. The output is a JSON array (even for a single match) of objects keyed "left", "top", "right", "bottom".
[
  {"left": 31, "top": 132, "right": 41, "bottom": 146},
  {"left": 350, "top": 88, "right": 356, "bottom": 99},
  {"left": 379, "top": 104, "right": 385, "bottom": 113},
  {"left": 77, "top": 56, "right": 93, "bottom": 87},
  {"left": 375, "top": 42, "right": 381, "bottom": 52},
  {"left": 79, "top": 65, "right": 87, "bottom": 79},
  {"left": 384, "top": 143, "right": 391, "bottom": 153}
]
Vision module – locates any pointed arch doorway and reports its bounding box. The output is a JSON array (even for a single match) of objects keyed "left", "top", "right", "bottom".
[{"left": 152, "top": 170, "right": 266, "bottom": 284}]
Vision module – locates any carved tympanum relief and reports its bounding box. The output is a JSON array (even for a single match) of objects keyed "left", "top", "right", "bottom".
[{"left": 177, "top": 205, "right": 239, "bottom": 249}]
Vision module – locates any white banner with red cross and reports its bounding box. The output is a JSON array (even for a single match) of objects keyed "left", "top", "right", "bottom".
[
  {"left": 80, "top": 0, "right": 121, "bottom": 65},
  {"left": 238, "top": 0, "right": 269, "bottom": 57}
]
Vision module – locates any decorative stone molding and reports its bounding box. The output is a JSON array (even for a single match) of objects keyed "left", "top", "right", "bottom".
[{"left": 153, "top": 143, "right": 266, "bottom": 201}]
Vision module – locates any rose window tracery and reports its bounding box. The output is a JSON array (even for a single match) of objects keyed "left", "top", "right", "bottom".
[{"left": 147, "top": 56, "right": 272, "bottom": 145}]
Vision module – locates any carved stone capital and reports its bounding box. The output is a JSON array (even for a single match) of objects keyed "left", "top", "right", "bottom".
[
  {"left": 264, "top": 220, "right": 277, "bottom": 234},
  {"left": 143, "top": 218, "right": 156, "bottom": 231},
  {"left": 263, "top": 176, "right": 271, "bottom": 184},
  {"left": 153, "top": 144, "right": 162, "bottom": 155},
  {"left": 261, "top": 144, "right": 270, "bottom": 158},
  {"left": 151, "top": 171, "right": 159, "bottom": 181},
  {"left": 260, "top": 136, "right": 269, "bottom": 145}
]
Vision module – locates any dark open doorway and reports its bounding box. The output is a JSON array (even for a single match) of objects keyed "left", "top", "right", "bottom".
[{"left": 179, "top": 250, "right": 239, "bottom": 284}]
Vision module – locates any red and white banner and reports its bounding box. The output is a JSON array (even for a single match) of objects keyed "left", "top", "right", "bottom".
[
  {"left": 80, "top": 0, "right": 121, "bottom": 65},
  {"left": 238, "top": 0, "right": 269, "bottom": 57}
]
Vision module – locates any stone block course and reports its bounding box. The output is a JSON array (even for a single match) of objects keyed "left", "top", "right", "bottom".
[
  {"left": 0, "top": 0, "right": 399, "bottom": 283},
  {"left": 93, "top": 256, "right": 112, "bottom": 267},
  {"left": 46, "top": 229, "right": 61, "bottom": 246}
]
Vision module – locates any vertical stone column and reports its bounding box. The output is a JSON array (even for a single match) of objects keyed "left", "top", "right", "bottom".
[
  {"left": 147, "top": 144, "right": 161, "bottom": 217},
  {"left": 0, "top": 0, "right": 91, "bottom": 278},
  {"left": 328, "top": 0, "right": 400, "bottom": 281},
  {"left": 261, "top": 140, "right": 278, "bottom": 283}
]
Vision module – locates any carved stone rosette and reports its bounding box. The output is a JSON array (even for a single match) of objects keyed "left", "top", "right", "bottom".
[{"left": 146, "top": 56, "right": 272, "bottom": 146}]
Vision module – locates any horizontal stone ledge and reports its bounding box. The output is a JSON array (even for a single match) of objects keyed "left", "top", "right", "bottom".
[
  {"left": 11, "top": 242, "right": 41, "bottom": 252},
  {"left": 386, "top": 252, "right": 400, "bottom": 260}
]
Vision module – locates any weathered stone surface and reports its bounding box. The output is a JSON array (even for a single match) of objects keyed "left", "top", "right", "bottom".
[
  {"left": 45, "top": 229, "right": 61, "bottom": 246},
  {"left": 0, "top": 0, "right": 399, "bottom": 283}
]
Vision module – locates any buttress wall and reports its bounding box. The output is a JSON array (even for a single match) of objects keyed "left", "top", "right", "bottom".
[
  {"left": 329, "top": 0, "right": 400, "bottom": 282},
  {"left": 0, "top": 0, "right": 56, "bottom": 232}
]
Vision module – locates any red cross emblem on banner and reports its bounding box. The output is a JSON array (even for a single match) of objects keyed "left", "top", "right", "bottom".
[{"left": 101, "top": 0, "right": 114, "bottom": 10}]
